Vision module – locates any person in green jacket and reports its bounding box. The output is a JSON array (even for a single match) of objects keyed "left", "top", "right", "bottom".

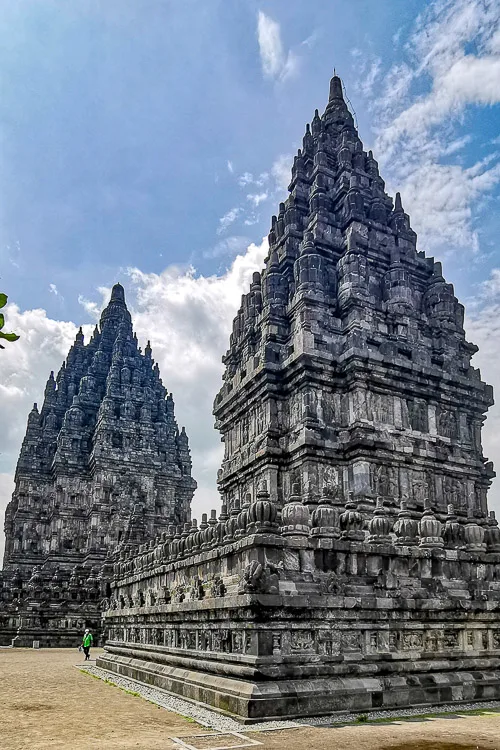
[{"left": 82, "top": 629, "right": 93, "bottom": 660}]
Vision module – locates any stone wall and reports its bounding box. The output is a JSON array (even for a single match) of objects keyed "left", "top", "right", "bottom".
[{"left": 99, "top": 490, "right": 500, "bottom": 719}]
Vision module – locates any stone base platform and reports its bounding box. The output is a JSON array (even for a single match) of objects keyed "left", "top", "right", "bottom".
[{"left": 97, "top": 648, "right": 500, "bottom": 722}]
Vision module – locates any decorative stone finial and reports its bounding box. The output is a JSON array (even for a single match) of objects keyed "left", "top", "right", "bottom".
[
  {"left": 329, "top": 73, "right": 344, "bottom": 101},
  {"left": 418, "top": 500, "right": 444, "bottom": 549},
  {"left": 110, "top": 282, "right": 126, "bottom": 305}
]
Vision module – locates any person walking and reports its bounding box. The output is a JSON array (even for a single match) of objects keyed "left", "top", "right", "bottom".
[{"left": 82, "top": 628, "right": 93, "bottom": 660}]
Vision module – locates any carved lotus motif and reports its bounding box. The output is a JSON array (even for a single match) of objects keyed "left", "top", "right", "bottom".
[
  {"left": 237, "top": 507, "right": 249, "bottom": 537},
  {"left": 223, "top": 515, "right": 238, "bottom": 542},
  {"left": 463, "top": 519, "right": 486, "bottom": 552},
  {"left": 368, "top": 498, "right": 393, "bottom": 544},
  {"left": 418, "top": 502, "right": 444, "bottom": 548},
  {"left": 394, "top": 514, "right": 418, "bottom": 546},
  {"left": 281, "top": 500, "right": 310, "bottom": 536},
  {"left": 311, "top": 503, "right": 339, "bottom": 538},
  {"left": 340, "top": 499, "right": 365, "bottom": 541},
  {"left": 247, "top": 498, "right": 278, "bottom": 532}
]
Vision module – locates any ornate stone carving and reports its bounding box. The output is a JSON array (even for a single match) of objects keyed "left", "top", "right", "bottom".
[
  {"left": 311, "top": 484, "right": 340, "bottom": 539},
  {"left": 340, "top": 495, "right": 365, "bottom": 541},
  {"left": 342, "top": 631, "right": 361, "bottom": 652},
  {"left": 444, "top": 504, "right": 462, "bottom": 549},
  {"left": 291, "top": 630, "right": 315, "bottom": 652},
  {"left": 189, "top": 577, "right": 205, "bottom": 601},
  {"left": 367, "top": 497, "right": 393, "bottom": 544},
  {"left": 402, "top": 632, "right": 423, "bottom": 650},
  {"left": 438, "top": 409, "right": 458, "bottom": 440},
  {"left": 172, "top": 584, "right": 186, "bottom": 603},
  {"left": 407, "top": 400, "right": 428, "bottom": 432},
  {"left": 419, "top": 500, "right": 444, "bottom": 549},
  {"left": 463, "top": 512, "right": 486, "bottom": 552},
  {"left": 394, "top": 499, "right": 418, "bottom": 546},
  {"left": 282, "top": 483, "right": 310, "bottom": 536},
  {"left": 210, "top": 576, "right": 226, "bottom": 598},
  {"left": 272, "top": 632, "right": 282, "bottom": 654},
  {"left": 374, "top": 465, "right": 398, "bottom": 501},
  {"left": 238, "top": 560, "right": 280, "bottom": 595},
  {"left": 246, "top": 482, "right": 279, "bottom": 534}
]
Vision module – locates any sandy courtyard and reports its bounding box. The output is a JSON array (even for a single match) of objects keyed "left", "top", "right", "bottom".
[{"left": 0, "top": 648, "right": 499, "bottom": 750}]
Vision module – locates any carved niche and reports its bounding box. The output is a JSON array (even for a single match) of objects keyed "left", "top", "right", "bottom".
[
  {"left": 369, "top": 392, "right": 394, "bottom": 425},
  {"left": 412, "top": 474, "right": 428, "bottom": 506},
  {"left": 291, "top": 630, "right": 315, "bottom": 652},
  {"left": 438, "top": 408, "right": 458, "bottom": 440},
  {"left": 407, "top": 399, "right": 428, "bottom": 432},
  {"left": 443, "top": 476, "right": 464, "bottom": 511},
  {"left": 342, "top": 631, "right": 361, "bottom": 652},
  {"left": 373, "top": 465, "right": 398, "bottom": 500}
]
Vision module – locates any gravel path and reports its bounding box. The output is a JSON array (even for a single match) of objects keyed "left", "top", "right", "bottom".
[{"left": 80, "top": 664, "right": 500, "bottom": 731}]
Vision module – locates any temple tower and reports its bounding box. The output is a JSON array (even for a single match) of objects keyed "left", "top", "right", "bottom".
[
  {"left": 214, "top": 74, "right": 494, "bottom": 521},
  {"left": 99, "top": 75, "right": 500, "bottom": 721},
  {"left": 0, "top": 284, "right": 195, "bottom": 644}
]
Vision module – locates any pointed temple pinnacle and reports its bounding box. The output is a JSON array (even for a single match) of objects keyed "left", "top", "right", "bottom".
[
  {"left": 100, "top": 282, "right": 131, "bottom": 329},
  {"left": 329, "top": 72, "right": 344, "bottom": 101},
  {"left": 110, "top": 282, "right": 126, "bottom": 306}
]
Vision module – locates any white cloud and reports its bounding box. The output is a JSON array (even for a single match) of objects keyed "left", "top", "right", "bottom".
[
  {"left": 353, "top": 57, "right": 382, "bottom": 98},
  {"left": 257, "top": 11, "right": 298, "bottom": 82},
  {"left": 395, "top": 159, "right": 500, "bottom": 252},
  {"left": 227, "top": 160, "right": 234, "bottom": 174},
  {"left": 246, "top": 192, "right": 268, "bottom": 207},
  {"left": 0, "top": 241, "right": 268, "bottom": 563},
  {"left": 202, "top": 235, "right": 251, "bottom": 260},
  {"left": 78, "top": 286, "right": 111, "bottom": 320},
  {"left": 244, "top": 214, "right": 260, "bottom": 226},
  {"left": 354, "top": 0, "right": 500, "bottom": 257},
  {"left": 271, "top": 154, "right": 292, "bottom": 193},
  {"left": 238, "top": 172, "right": 254, "bottom": 187},
  {"left": 301, "top": 30, "right": 320, "bottom": 49},
  {"left": 217, "top": 207, "right": 242, "bottom": 235},
  {"left": 238, "top": 172, "right": 268, "bottom": 188},
  {"left": 49, "top": 283, "right": 59, "bottom": 296},
  {"left": 125, "top": 240, "right": 268, "bottom": 522}
]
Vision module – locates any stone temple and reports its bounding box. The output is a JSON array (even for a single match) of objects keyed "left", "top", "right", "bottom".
[
  {"left": 97, "top": 75, "right": 500, "bottom": 721},
  {"left": 0, "top": 284, "right": 196, "bottom": 646}
]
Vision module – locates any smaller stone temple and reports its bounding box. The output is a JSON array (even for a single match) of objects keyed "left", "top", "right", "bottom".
[
  {"left": 0, "top": 284, "right": 196, "bottom": 646},
  {"left": 97, "top": 75, "right": 500, "bottom": 721}
]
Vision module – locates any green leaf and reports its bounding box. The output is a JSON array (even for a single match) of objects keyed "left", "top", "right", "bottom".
[
  {"left": 0, "top": 331, "right": 19, "bottom": 342},
  {"left": 0, "top": 314, "right": 4, "bottom": 329},
  {"left": 0, "top": 294, "right": 7, "bottom": 309}
]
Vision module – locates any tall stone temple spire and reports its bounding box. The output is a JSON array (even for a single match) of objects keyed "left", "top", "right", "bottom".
[
  {"left": 0, "top": 284, "right": 195, "bottom": 646},
  {"left": 214, "top": 73, "right": 494, "bottom": 517},
  {"left": 97, "top": 75, "right": 500, "bottom": 721}
]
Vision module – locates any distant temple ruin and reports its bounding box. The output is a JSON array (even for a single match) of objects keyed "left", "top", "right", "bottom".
[
  {"left": 0, "top": 284, "right": 196, "bottom": 646},
  {"left": 97, "top": 75, "right": 500, "bottom": 720}
]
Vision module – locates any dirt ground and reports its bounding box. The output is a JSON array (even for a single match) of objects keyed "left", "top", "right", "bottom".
[{"left": 0, "top": 649, "right": 499, "bottom": 750}]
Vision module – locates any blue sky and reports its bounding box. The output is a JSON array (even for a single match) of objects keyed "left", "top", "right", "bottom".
[
  {"left": 1, "top": 0, "right": 500, "bottom": 557},
  {"left": 2, "top": 0, "right": 431, "bottom": 317}
]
